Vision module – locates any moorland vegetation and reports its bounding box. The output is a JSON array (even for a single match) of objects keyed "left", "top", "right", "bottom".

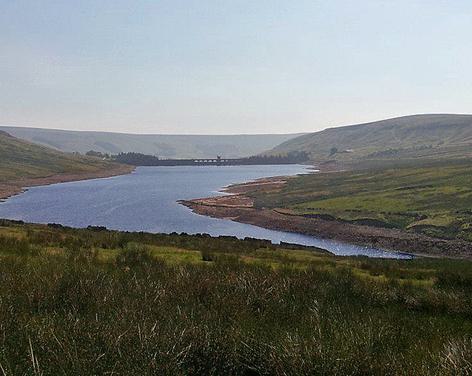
[
  {"left": 251, "top": 159, "right": 472, "bottom": 243},
  {"left": 0, "top": 221, "right": 471, "bottom": 375}
]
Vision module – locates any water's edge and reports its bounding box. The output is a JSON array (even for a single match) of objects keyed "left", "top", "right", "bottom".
[{"left": 0, "top": 166, "right": 411, "bottom": 259}]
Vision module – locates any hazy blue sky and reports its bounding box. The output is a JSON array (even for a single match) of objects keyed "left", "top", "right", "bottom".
[{"left": 1, "top": 1, "right": 471, "bottom": 134}]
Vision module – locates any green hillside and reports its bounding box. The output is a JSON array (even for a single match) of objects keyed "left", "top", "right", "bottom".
[
  {"left": 269, "top": 114, "right": 472, "bottom": 162},
  {"left": 251, "top": 158, "right": 472, "bottom": 243},
  {"left": 0, "top": 131, "right": 122, "bottom": 183},
  {"left": 0, "top": 126, "right": 304, "bottom": 159}
]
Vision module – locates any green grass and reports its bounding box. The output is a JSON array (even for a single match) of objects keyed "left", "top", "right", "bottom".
[
  {"left": 268, "top": 114, "right": 472, "bottom": 162},
  {"left": 252, "top": 159, "right": 472, "bottom": 241},
  {"left": 0, "top": 221, "right": 471, "bottom": 374},
  {"left": 0, "top": 131, "right": 120, "bottom": 182}
]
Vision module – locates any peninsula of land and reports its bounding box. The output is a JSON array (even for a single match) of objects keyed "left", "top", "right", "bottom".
[{"left": 181, "top": 173, "right": 472, "bottom": 259}]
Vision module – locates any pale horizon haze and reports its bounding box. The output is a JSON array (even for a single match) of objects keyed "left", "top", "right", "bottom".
[{"left": 1, "top": 1, "right": 471, "bottom": 134}]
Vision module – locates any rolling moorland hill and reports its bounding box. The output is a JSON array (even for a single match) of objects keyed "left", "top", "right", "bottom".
[
  {"left": 268, "top": 114, "right": 472, "bottom": 162},
  {"left": 0, "top": 131, "right": 131, "bottom": 197},
  {"left": 0, "top": 126, "right": 304, "bottom": 159},
  {"left": 0, "top": 131, "right": 115, "bottom": 182}
]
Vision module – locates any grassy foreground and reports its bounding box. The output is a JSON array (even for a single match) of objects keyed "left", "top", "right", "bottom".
[
  {"left": 252, "top": 159, "right": 472, "bottom": 242},
  {"left": 0, "top": 221, "right": 471, "bottom": 375}
]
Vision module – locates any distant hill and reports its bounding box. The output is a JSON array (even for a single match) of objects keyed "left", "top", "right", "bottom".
[
  {"left": 0, "top": 131, "right": 125, "bottom": 184},
  {"left": 0, "top": 126, "right": 305, "bottom": 159},
  {"left": 268, "top": 114, "right": 472, "bottom": 162}
]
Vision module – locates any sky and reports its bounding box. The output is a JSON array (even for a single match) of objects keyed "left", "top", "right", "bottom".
[{"left": 1, "top": 0, "right": 471, "bottom": 134}]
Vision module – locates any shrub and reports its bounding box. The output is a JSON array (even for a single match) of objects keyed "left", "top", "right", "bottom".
[
  {"left": 201, "top": 250, "right": 215, "bottom": 262},
  {"left": 65, "top": 246, "right": 98, "bottom": 264},
  {"left": 115, "top": 243, "right": 153, "bottom": 267},
  {"left": 0, "top": 235, "right": 30, "bottom": 255}
]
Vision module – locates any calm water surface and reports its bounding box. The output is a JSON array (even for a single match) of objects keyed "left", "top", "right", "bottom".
[{"left": 0, "top": 165, "right": 410, "bottom": 258}]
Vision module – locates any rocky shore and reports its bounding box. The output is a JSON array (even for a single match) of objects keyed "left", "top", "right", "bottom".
[{"left": 180, "top": 176, "right": 472, "bottom": 259}]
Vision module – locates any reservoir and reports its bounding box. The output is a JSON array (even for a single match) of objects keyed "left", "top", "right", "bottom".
[{"left": 0, "top": 165, "right": 410, "bottom": 258}]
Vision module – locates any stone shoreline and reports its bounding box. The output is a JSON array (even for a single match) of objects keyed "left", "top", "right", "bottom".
[{"left": 180, "top": 176, "right": 472, "bottom": 259}]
